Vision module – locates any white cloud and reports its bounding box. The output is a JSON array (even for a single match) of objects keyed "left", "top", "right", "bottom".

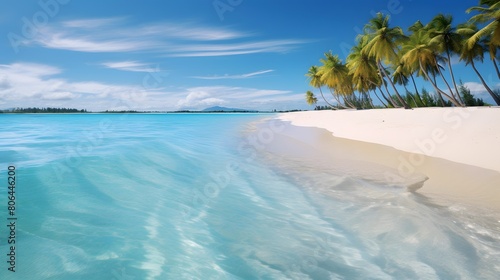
[
  {"left": 140, "top": 24, "right": 247, "bottom": 41},
  {"left": 101, "top": 61, "right": 156, "bottom": 72},
  {"left": 463, "top": 81, "right": 500, "bottom": 96},
  {"left": 174, "top": 86, "right": 299, "bottom": 110},
  {"left": 169, "top": 40, "right": 304, "bottom": 57},
  {"left": 41, "top": 92, "right": 78, "bottom": 100},
  {"left": 449, "top": 54, "right": 461, "bottom": 66},
  {"left": 0, "top": 62, "right": 166, "bottom": 110},
  {"left": 24, "top": 18, "right": 305, "bottom": 56},
  {"left": 0, "top": 63, "right": 305, "bottom": 111},
  {"left": 192, "top": 70, "right": 274, "bottom": 80},
  {"left": 36, "top": 31, "right": 152, "bottom": 52},
  {"left": 176, "top": 90, "right": 229, "bottom": 108}
]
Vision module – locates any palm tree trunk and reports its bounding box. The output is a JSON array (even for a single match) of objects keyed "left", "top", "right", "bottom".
[
  {"left": 472, "top": 60, "right": 500, "bottom": 105},
  {"left": 318, "top": 87, "right": 337, "bottom": 110},
  {"left": 404, "top": 86, "right": 419, "bottom": 108},
  {"left": 432, "top": 72, "right": 446, "bottom": 106},
  {"left": 378, "top": 83, "right": 396, "bottom": 107},
  {"left": 378, "top": 61, "right": 410, "bottom": 109},
  {"left": 342, "top": 94, "right": 357, "bottom": 109},
  {"left": 492, "top": 57, "right": 500, "bottom": 80},
  {"left": 330, "top": 89, "right": 350, "bottom": 109},
  {"left": 359, "top": 92, "right": 369, "bottom": 109},
  {"left": 366, "top": 91, "right": 375, "bottom": 108},
  {"left": 373, "top": 88, "right": 388, "bottom": 107},
  {"left": 420, "top": 60, "right": 462, "bottom": 107},
  {"left": 410, "top": 74, "right": 423, "bottom": 106},
  {"left": 437, "top": 57, "right": 463, "bottom": 106},
  {"left": 374, "top": 70, "right": 399, "bottom": 107},
  {"left": 446, "top": 49, "right": 464, "bottom": 105}
]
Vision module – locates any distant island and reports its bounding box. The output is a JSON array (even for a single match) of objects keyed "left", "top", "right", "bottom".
[
  {"left": 1, "top": 107, "right": 88, "bottom": 113},
  {"left": 202, "top": 106, "right": 258, "bottom": 112}
]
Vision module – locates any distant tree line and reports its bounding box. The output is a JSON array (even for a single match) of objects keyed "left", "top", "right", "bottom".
[
  {"left": 309, "top": 80, "right": 486, "bottom": 109},
  {"left": 2, "top": 107, "right": 87, "bottom": 113}
]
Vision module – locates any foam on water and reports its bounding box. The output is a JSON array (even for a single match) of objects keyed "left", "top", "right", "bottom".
[{"left": 0, "top": 114, "right": 499, "bottom": 279}]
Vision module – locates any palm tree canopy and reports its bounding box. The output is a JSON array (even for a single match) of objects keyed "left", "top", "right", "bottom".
[
  {"left": 306, "top": 66, "right": 323, "bottom": 89},
  {"left": 305, "top": 90, "right": 318, "bottom": 105},
  {"left": 458, "top": 23, "right": 487, "bottom": 64},
  {"left": 392, "top": 60, "right": 410, "bottom": 86},
  {"left": 362, "top": 13, "right": 407, "bottom": 64},
  {"left": 401, "top": 30, "right": 438, "bottom": 75},
  {"left": 427, "top": 14, "right": 463, "bottom": 54},
  {"left": 318, "top": 51, "right": 351, "bottom": 93},
  {"left": 408, "top": 20, "right": 425, "bottom": 33},
  {"left": 346, "top": 37, "right": 380, "bottom": 92},
  {"left": 466, "top": 0, "right": 500, "bottom": 47}
]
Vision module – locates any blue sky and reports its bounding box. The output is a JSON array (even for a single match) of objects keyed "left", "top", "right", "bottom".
[{"left": 0, "top": 0, "right": 496, "bottom": 111}]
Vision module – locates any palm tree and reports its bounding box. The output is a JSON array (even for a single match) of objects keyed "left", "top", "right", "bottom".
[
  {"left": 466, "top": 0, "right": 500, "bottom": 48},
  {"left": 392, "top": 60, "right": 420, "bottom": 107},
  {"left": 396, "top": 56, "right": 425, "bottom": 106},
  {"left": 459, "top": 23, "right": 500, "bottom": 105},
  {"left": 362, "top": 13, "right": 410, "bottom": 108},
  {"left": 405, "top": 21, "right": 460, "bottom": 106},
  {"left": 427, "top": 14, "right": 464, "bottom": 104},
  {"left": 306, "top": 66, "right": 336, "bottom": 109},
  {"left": 305, "top": 90, "right": 318, "bottom": 105},
  {"left": 401, "top": 29, "right": 463, "bottom": 106},
  {"left": 467, "top": 0, "right": 500, "bottom": 78},
  {"left": 347, "top": 37, "right": 390, "bottom": 107},
  {"left": 318, "top": 51, "right": 356, "bottom": 109}
]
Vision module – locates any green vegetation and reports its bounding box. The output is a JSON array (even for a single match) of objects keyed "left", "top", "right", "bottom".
[
  {"left": 459, "top": 81, "right": 487, "bottom": 106},
  {"left": 3, "top": 107, "right": 87, "bottom": 113},
  {"left": 305, "top": 0, "right": 500, "bottom": 109}
]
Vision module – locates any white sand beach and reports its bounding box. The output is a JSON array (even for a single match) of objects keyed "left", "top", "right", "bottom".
[{"left": 276, "top": 107, "right": 500, "bottom": 210}]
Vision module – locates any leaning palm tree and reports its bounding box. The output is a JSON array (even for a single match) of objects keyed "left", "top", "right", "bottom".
[
  {"left": 466, "top": 0, "right": 500, "bottom": 48},
  {"left": 318, "top": 51, "right": 356, "bottom": 109},
  {"left": 306, "top": 66, "right": 336, "bottom": 109},
  {"left": 392, "top": 60, "right": 420, "bottom": 107},
  {"left": 362, "top": 13, "right": 410, "bottom": 108},
  {"left": 305, "top": 90, "right": 318, "bottom": 106},
  {"left": 347, "top": 37, "right": 391, "bottom": 107},
  {"left": 395, "top": 56, "right": 425, "bottom": 106},
  {"left": 459, "top": 23, "right": 500, "bottom": 105},
  {"left": 427, "top": 14, "right": 464, "bottom": 104},
  {"left": 401, "top": 29, "right": 463, "bottom": 106},
  {"left": 467, "top": 0, "right": 500, "bottom": 78}
]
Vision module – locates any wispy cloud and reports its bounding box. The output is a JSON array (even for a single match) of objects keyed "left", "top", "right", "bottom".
[
  {"left": 26, "top": 17, "right": 306, "bottom": 56},
  {"left": 169, "top": 40, "right": 304, "bottom": 57},
  {"left": 101, "top": 61, "right": 157, "bottom": 72},
  {"left": 192, "top": 70, "right": 274, "bottom": 80}
]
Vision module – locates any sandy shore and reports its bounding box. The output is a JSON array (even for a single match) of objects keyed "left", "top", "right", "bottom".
[{"left": 272, "top": 107, "right": 500, "bottom": 210}]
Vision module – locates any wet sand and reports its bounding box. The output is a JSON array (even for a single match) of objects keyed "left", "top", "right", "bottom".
[{"left": 258, "top": 116, "right": 500, "bottom": 211}]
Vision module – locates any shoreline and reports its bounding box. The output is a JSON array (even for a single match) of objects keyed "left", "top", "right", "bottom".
[
  {"left": 262, "top": 108, "right": 500, "bottom": 211},
  {"left": 279, "top": 107, "right": 500, "bottom": 173}
]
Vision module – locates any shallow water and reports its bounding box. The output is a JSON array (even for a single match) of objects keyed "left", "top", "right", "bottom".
[{"left": 0, "top": 114, "right": 498, "bottom": 279}]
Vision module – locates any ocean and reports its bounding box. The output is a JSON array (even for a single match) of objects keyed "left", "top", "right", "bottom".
[{"left": 0, "top": 114, "right": 499, "bottom": 279}]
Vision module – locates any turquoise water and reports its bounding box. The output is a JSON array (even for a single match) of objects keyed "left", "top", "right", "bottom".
[{"left": 0, "top": 114, "right": 499, "bottom": 279}]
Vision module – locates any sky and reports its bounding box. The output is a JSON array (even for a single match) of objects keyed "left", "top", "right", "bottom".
[{"left": 0, "top": 0, "right": 496, "bottom": 111}]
